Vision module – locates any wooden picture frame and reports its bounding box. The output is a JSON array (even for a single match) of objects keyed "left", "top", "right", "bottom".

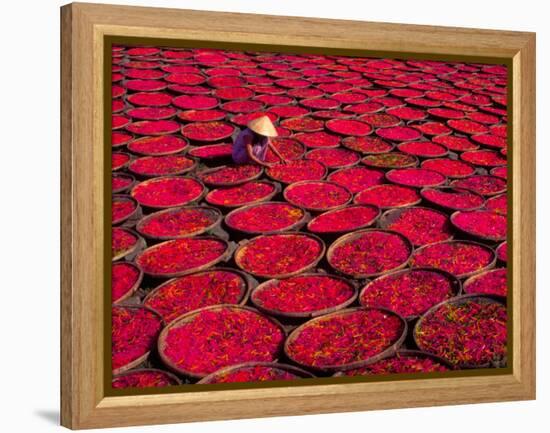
[{"left": 61, "top": 2, "right": 535, "bottom": 429}]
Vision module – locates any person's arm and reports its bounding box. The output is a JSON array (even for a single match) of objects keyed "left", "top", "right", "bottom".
[
  {"left": 267, "top": 139, "right": 288, "bottom": 164},
  {"left": 246, "top": 142, "right": 272, "bottom": 167}
]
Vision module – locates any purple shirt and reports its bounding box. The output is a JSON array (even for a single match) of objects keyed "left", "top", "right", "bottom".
[{"left": 232, "top": 128, "right": 269, "bottom": 164}]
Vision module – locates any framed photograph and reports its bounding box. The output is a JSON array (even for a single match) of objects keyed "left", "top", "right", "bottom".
[{"left": 60, "top": 3, "right": 535, "bottom": 429}]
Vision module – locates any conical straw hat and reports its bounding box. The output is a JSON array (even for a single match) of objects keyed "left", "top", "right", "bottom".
[{"left": 247, "top": 115, "right": 278, "bottom": 137}]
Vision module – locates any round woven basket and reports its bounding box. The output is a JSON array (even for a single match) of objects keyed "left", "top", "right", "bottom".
[
  {"left": 409, "top": 240, "right": 497, "bottom": 279},
  {"left": 361, "top": 153, "right": 419, "bottom": 170},
  {"left": 128, "top": 156, "right": 198, "bottom": 178},
  {"left": 112, "top": 262, "right": 144, "bottom": 304},
  {"left": 157, "top": 304, "right": 286, "bottom": 379},
  {"left": 450, "top": 210, "right": 507, "bottom": 242},
  {"left": 135, "top": 205, "right": 223, "bottom": 240},
  {"left": 112, "top": 368, "right": 182, "bottom": 387},
  {"left": 332, "top": 349, "right": 455, "bottom": 376},
  {"left": 112, "top": 173, "right": 136, "bottom": 194},
  {"left": 306, "top": 205, "right": 381, "bottom": 236},
  {"left": 112, "top": 195, "right": 140, "bottom": 225},
  {"left": 136, "top": 236, "right": 235, "bottom": 278},
  {"left": 234, "top": 232, "right": 326, "bottom": 279},
  {"left": 197, "top": 362, "right": 315, "bottom": 384},
  {"left": 378, "top": 206, "right": 454, "bottom": 245},
  {"left": 413, "top": 294, "right": 507, "bottom": 369},
  {"left": 130, "top": 176, "right": 207, "bottom": 210},
  {"left": 284, "top": 306, "right": 407, "bottom": 373},
  {"left": 353, "top": 184, "right": 422, "bottom": 210},
  {"left": 304, "top": 148, "right": 361, "bottom": 170},
  {"left": 224, "top": 201, "right": 311, "bottom": 235},
  {"left": 198, "top": 166, "right": 264, "bottom": 187},
  {"left": 112, "top": 228, "right": 146, "bottom": 262},
  {"left": 283, "top": 180, "right": 353, "bottom": 213},
  {"left": 204, "top": 181, "right": 282, "bottom": 209},
  {"left": 326, "top": 229, "right": 413, "bottom": 279},
  {"left": 250, "top": 272, "right": 359, "bottom": 319},
  {"left": 462, "top": 268, "right": 507, "bottom": 298},
  {"left": 143, "top": 267, "right": 258, "bottom": 323},
  {"left": 112, "top": 305, "right": 164, "bottom": 375},
  {"left": 358, "top": 267, "right": 462, "bottom": 321},
  {"left": 419, "top": 186, "right": 486, "bottom": 212}
]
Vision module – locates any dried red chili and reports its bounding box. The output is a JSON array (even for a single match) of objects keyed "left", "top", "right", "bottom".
[
  {"left": 112, "top": 369, "right": 180, "bottom": 389},
  {"left": 448, "top": 119, "right": 489, "bottom": 135},
  {"left": 126, "top": 120, "right": 180, "bottom": 136},
  {"left": 284, "top": 181, "right": 351, "bottom": 211},
  {"left": 112, "top": 228, "right": 138, "bottom": 259},
  {"left": 464, "top": 268, "right": 507, "bottom": 297},
  {"left": 496, "top": 242, "right": 507, "bottom": 262},
  {"left": 293, "top": 131, "right": 340, "bottom": 148},
  {"left": 199, "top": 164, "right": 262, "bottom": 186},
  {"left": 131, "top": 177, "right": 204, "bottom": 208},
  {"left": 199, "top": 364, "right": 301, "bottom": 384},
  {"left": 126, "top": 107, "right": 177, "bottom": 121},
  {"left": 325, "top": 119, "right": 373, "bottom": 136},
  {"left": 266, "top": 160, "right": 326, "bottom": 184},
  {"left": 236, "top": 233, "right": 323, "bottom": 278},
  {"left": 221, "top": 99, "right": 264, "bottom": 113},
  {"left": 415, "top": 299, "right": 507, "bottom": 367},
  {"left": 328, "top": 167, "right": 385, "bottom": 194},
  {"left": 112, "top": 152, "right": 131, "bottom": 171},
  {"left": 144, "top": 270, "right": 247, "bottom": 323},
  {"left": 376, "top": 126, "right": 422, "bottom": 141},
  {"left": 385, "top": 207, "right": 453, "bottom": 246},
  {"left": 451, "top": 210, "right": 507, "bottom": 240},
  {"left": 127, "top": 92, "right": 172, "bottom": 107},
  {"left": 226, "top": 202, "right": 305, "bottom": 233},
  {"left": 252, "top": 274, "right": 355, "bottom": 315},
  {"left": 362, "top": 152, "right": 417, "bottom": 169},
  {"left": 341, "top": 136, "right": 393, "bottom": 154},
  {"left": 342, "top": 352, "right": 449, "bottom": 376},
  {"left": 181, "top": 121, "right": 235, "bottom": 142},
  {"left": 421, "top": 187, "right": 485, "bottom": 211},
  {"left": 451, "top": 175, "right": 506, "bottom": 196},
  {"left": 286, "top": 308, "right": 404, "bottom": 369},
  {"left": 355, "top": 184, "right": 420, "bottom": 209},
  {"left": 137, "top": 237, "right": 228, "bottom": 276},
  {"left": 177, "top": 109, "right": 226, "bottom": 122},
  {"left": 137, "top": 207, "right": 220, "bottom": 239},
  {"left": 432, "top": 135, "right": 478, "bottom": 151},
  {"left": 127, "top": 135, "right": 188, "bottom": 156},
  {"left": 308, "top": 205, "right": 379, "bottom": 233},
  {"left": 461, "top": 150, "right": 507, "bottom": 167},
  {"left": 360, "top": 269, "right": 455, "bottom": 318},
  {"left": 188, "top": 143, "right": 233, "bottom": 160},
  {"left": 160, "top": 306, "right": 284, "bottom": 376},
  {"left": 397, "top": 141, "right": 448, "bottom": 157},
  {"left": 112, "top": 196, "right": 137, "bottom": 224},
  {"left": 329, "top": 230, "right": 411, "bottom": 277},
  {"left": 112, "top": 174, "right": 134, "bottom": 193},
  {"left": 112, "top": 306, "right": 162, "bottom": 371},
  {"left": 112, "top": 262, "right": 141, "bottom": 302},
  {"left": 410, "top": 241, "right": 494, "bottom": 277},
  {"left": 421, "top": 158, "right": 475, "bottom": 178},
  {"left": 471, "top": 134, "right": 507, "bottom": 149},
  {"left": 205, "top": 181, "right": 276, "bottom": 207},
  {"left": 128, "top": 155, "right": 195, "bottom": 177},
  {"left": 264, "top": 138, "right": 305, "bottom": 163},
  {"left": 386, "top": 168, "right": 446, "bottom": 188},
  {"left": 306, "top": 148, "right": 360, "bottom": 168},
  {"left": 411, "top": 122, "right": 452, "bottom": 136}
]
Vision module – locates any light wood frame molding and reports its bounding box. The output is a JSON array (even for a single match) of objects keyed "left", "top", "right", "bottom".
[{"left": 61, "top": 2, "right": 535, "bottom": 429}]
